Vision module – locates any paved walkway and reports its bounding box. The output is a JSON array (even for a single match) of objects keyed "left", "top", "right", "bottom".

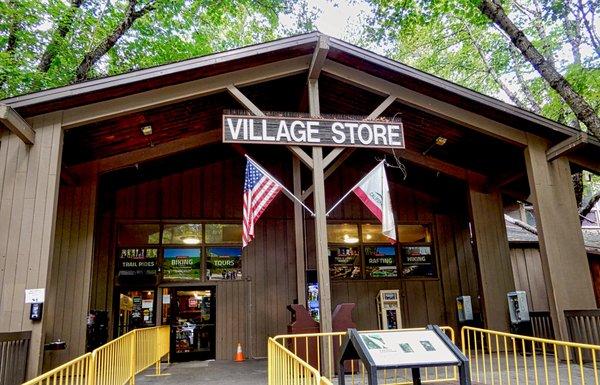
[
  {"left": 136, "top": 355, "right": 598, "bottom": 385},
  {"left": 136, "top": 360, "right": 268, "bottom": 385}
]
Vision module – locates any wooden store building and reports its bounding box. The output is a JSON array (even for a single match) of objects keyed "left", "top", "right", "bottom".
[{"left": 1, "top": 32, "right": 599, "bottom": 378}]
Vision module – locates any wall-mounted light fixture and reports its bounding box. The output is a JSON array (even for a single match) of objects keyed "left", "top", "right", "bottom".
[
  {"left": 423, "top": 136, "right": 447, "bottom": 155},
  {"left": 141, "top": 125, "right": 153, "bottom": 136}
]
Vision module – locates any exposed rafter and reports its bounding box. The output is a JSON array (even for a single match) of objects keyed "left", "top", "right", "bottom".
[
  {"left": 382, "top": 148, "right": 488, "bottom": 189},
  {"left": 308, "top": 35, "right": 329, "bottom": 80},
  {"left": 0, "top": 104, "right": 35, "bottom": 144},
  {"left": 67, "top": 129, "right": 221, "bottom": 176}
]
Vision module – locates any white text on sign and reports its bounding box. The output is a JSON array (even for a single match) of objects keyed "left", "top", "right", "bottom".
[{"left": 222, "top": 115, "right": 405, "bottom": 149}]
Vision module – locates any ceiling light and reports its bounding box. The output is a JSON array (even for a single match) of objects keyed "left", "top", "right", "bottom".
[
  {"left": 181, "top": 236, "right": 200, "bottom": 245},
  {"left": 343, "top": 234, "right": 359, "bottom": 244},
  {"left": 141, "top": 125, "right": 153, "bottom": 136},
  {"left": 366, "top": 234, "right": 372, "bottom": 240}
]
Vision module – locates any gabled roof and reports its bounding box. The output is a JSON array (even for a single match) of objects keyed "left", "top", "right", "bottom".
[{"left": 1, "top": 32, "right": 598, "bottom": 149}]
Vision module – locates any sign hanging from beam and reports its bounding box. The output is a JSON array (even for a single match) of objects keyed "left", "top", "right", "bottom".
[{"left": 222, "top": 114, "right": 405, "bottom": 149}]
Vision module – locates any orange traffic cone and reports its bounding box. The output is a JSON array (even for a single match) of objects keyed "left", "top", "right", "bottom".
[{"left": 234, "top": 342, "right": 245, "bottom": 362}]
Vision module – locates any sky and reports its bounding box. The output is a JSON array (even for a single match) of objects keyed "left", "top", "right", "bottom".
[{"left": 279, "top": 0, "right": 376, "bottom": 46}]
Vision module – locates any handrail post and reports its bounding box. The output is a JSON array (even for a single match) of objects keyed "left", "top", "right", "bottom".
[
  {"left": 130, "top": 331, "right": 136, "bottom": 385},
  {"left": 155, "top": 328, "right": 161, "bottom": 375},
  {"left": 88, "top": 352, "right": 96, "bottom": 385}
]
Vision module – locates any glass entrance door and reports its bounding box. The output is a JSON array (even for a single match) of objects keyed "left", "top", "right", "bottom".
[
  {"left": 164, "top": 287, "right": 216, "bottom": 361},
  {"left": 117, "top": 289, "right": 156, "bottom": 336}
]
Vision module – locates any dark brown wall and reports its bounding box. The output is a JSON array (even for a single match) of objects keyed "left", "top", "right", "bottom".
[{"left": 90, "top": 147, "right": 480, "bottom": 359}]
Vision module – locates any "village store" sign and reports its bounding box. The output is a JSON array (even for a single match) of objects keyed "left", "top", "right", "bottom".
[{"left": 222, "top": 115, "right": 405, "bottom": 149}]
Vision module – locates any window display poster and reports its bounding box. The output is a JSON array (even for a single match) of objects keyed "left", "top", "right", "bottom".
[
  {"left": 328, "top": 247, "right": 361, "bottom": 279},
  {"left": 206, "top": 247, "right": 242, "bottom": 280},
  {"left": 118, "top": 248, "right": 158, "bottom": 276},
  {"left": 360, "top": 330, "right": 458, "bottom": 367},
  {"left": 163, "top": 248, "right": 201, "bottom": 280},
  {"left": 365, "top": 246, "right": 398, "bottom": 278},
  {"left": 401, "top": 246, "right": 435, "bottom": 277}
]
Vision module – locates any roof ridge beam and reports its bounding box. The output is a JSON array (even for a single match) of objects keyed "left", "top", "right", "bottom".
[
  {"left": 308, "top": 35, "right": 329, "bottom": 80},
  {"left": 0, "top": 104, "right": 35, "bottom": 144}
]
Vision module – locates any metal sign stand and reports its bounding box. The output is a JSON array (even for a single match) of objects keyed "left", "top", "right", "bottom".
[{"left": 337, "top": 325, "right": 471, "bottom": 385}]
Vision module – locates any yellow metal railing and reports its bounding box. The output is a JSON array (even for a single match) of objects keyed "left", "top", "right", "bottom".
[
  {"left": 268, "top": 337, "right": 333, "bottom": 385},
  {"left": 462, "top": 326, "right": 600, "bottom": 385},
  {"left": 23, "top": 326, "right": 169, "bottom": 385},
  {"left": 270, "top": 327, "right": 457, "bottom": 385}
]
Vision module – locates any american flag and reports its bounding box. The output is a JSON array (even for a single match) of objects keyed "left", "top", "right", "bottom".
[{"left": 243, "top": 158, "right": 282, "bottom": 247}]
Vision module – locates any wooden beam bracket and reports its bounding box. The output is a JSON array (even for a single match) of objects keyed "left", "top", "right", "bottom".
[
  {"left": 0, "top": 104, "right": 35, "bottom": 144},
  {"left": 546, "top": 132, "right": 588, "bottom": 162},
  {"left": 288, "top": 146, "right": 313, "bottom": 169},
  {"left": 308, "top": 35, "right": 330, "bottom": 80},
  {"left": 226, "top": 85, "right": 264, "bottom": 116}
]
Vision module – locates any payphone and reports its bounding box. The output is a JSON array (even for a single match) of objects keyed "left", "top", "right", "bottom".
[
  {"left": 376, "top": 290, "right": 402, "bottom": 330},
  {"left": 507, "top": 291, "right": 532, "bottom": 337},
  {"left": 456, "top": 295, "right": 473, "bottom": 324}
]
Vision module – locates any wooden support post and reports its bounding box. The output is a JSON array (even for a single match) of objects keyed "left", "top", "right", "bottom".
[
  {"left": 524, "top": 135, "right": 596, "bottom": 341},
  {"left": 293, "top": 157, "right": 306, "bottom": 306},
  {"left": 0, "top": 112, "right": 63, "bottom": 378},
  {"left": 308, "top": 78, "right": 333, "bottom": 374},
  {"left": 468, "top": 186, "right": 514, "bottom": 332}
]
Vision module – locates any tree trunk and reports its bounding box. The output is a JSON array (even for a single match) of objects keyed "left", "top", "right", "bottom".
[
  {"left": 580, "top": 190, "right": 600, "bottom": 220},
  {"left": 508, "top": 45, "right": 542, "bottom": 114},
  {"left": 479, "top": 0, "right": 600, "bottom": 138},
  {"left": 74, "top": 0, "right": 154, "bottom": 82},
  {"left": 562, "top": 0, "right": 582, "bottom": 64},
  {"left": 38, "top": 0, "right": 85, "bottom": 73}
]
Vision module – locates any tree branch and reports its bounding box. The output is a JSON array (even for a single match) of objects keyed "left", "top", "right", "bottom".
[
  {"left": 479, "top": 0, "right": 600, "bottom": 138},
  {"left": 504, "top": 214, "right": 538, "bottom": 235},
  {"left": 38, "top": 0, "right": 84, "bottom": 73},
  {"left": 74, "top": 0, "right": 155, "bottom": 82}
]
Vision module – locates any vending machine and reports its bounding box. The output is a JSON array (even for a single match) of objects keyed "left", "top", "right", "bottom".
[{"left": 376, "top": 289, "right": 402, "bottom": 329}]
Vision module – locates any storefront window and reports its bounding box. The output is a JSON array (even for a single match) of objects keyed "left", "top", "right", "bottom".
[
  {"left": 400, "top": 245, "right": 436, "bottom": 278},
  {"left": 163, "top": 248, "right": 202, "bottom": 280},
  {"left": 117, "top": 248, "right": 158, "bottom": 278},
  {"left": 364, "top": 246, "right": 397, "bottom": 278},
  {"left": 205, "top": 224, "right": 243, "bottom": 243},
  {"left": 327, "top": 223, "right": 359, "bottom": 244},
  {"left": 206, "top": 247, "right": 242, "bottom": 280},
  {"left": 328, "top": 246, "right": 361, "bottom": 279},
  {"left": 325, "top": 222, "right": 436, "bottom": 280},
  {"left": 117, "top": 224, "right": 160, "bottom": 245},
  {"left": 397, "top": 225, "right": 431, "bottom": 243},
  {"left": 361, "top": 224, "right": 390, "bottom": 243},
  {"left": 162, "top": 224, "right": 202, "bottom": 245}
]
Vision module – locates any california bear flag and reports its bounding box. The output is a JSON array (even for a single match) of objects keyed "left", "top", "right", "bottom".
[{"left": 352, "top": 161, "right": 397, "bottom": 242}]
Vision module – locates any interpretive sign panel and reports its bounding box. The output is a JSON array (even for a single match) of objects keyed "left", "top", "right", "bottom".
[
  {"left": 338, "top": 325, "right": 470, "bottom": 385},
  {"left": 360, "top": 330, "right": 459, "bottom": 367},
  {"left": 222, "top": 115, "right": 405, "bottom": 149}
]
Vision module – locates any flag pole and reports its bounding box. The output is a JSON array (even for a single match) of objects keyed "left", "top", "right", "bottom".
[
  {"left": 245, "top": 154, "right": 315, "bottom": 216},
  {"left": 325, "top": 160, "right": 385, "bottom": 216}
]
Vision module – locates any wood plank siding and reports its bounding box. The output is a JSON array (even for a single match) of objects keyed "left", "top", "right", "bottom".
[
  {"left": 43, "top": 180, "right": 97, "bottom": 371},
  {"left": 0, "top": 112, "right": 63, "bottom": 377},
  {"left": 86, "top": 147, "right": 481, "bottom": 360}
]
